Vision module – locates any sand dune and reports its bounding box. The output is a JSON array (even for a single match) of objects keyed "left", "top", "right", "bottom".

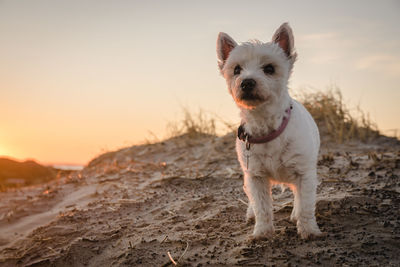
[{"left": 0, "top": 133, "right": 399, "bottom": 266}]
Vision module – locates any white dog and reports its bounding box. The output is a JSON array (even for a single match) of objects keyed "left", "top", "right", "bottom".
[{"left": 217, "top": 23, "right": 322, "bottom": 239}]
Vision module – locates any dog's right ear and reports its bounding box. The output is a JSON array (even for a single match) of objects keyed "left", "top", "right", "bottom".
[{"left": 217, "top": 32, "right": 237, "bottom": 71}]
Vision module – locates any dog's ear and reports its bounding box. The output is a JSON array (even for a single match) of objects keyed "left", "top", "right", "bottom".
[
  {"left": 217, "top": 32, "right": 237, "bottom": 70},
  {"left": 272, "top": 23, "right": 296, "bottom": 60}
]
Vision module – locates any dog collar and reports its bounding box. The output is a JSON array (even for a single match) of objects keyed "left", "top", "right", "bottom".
[{"left": 237, "top": 104, "right": 292, "bottom": 145}]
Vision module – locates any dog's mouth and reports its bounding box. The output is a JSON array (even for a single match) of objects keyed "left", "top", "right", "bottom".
[
  {"left": 240, "top": 93, "right": 262, "bottom": 101},
  {"left": 239, "top": 92, "right": 265, "bottom": 103},
  {"left": 236, "top": 93, "right": 266, "bottom": 109}
]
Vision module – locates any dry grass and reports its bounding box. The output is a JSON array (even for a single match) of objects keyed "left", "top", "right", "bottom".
[
  {"left": 165, "top": 108, "right": 235, "bottom": 139},
  {"left": 298, "top": 87, "right": 380, "bottom": 143},
  {"left": 158, "top": 87, "right": 380, "bottom": 143}
]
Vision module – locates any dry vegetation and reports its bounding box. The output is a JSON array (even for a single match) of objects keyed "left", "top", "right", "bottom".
[
  {"left": 298, "top": 88, "right": 380, "bottom": 143},
  {"left": 164, "top": 108, "right": 235, "bottom": 139},
  {"left": 166, "top": 88, "right": 381, "bottom": 143}
]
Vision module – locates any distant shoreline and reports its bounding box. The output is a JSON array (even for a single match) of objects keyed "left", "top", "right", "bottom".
[{"left": 52, "top": 164, "right": 84, "bottom": 171}]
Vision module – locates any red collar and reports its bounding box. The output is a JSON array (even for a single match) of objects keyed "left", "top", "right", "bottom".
[{"left": 238, "top": 105, "right": 292, "bottom": 145}]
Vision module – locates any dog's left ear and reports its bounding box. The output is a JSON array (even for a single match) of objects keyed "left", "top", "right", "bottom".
[
  {"left": 217, "top": 32, "right": 237, "bottom": 71},
  {"left": 272, "top": 23, "right": 296, "bottom": 61}
]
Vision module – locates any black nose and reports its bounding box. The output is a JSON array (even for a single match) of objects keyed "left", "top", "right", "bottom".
[{"left": 241, "top": 79, "right": 256, "bottom": 93}]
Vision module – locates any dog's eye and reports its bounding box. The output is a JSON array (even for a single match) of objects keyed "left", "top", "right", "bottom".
[
  {"left": 234, "top": 65, "right": 242, "bottom": 75},
  {"left": 263, "top": 64, "right": 275, "bottom": 75}
]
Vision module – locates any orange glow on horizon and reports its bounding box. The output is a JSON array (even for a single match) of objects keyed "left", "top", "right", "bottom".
[
  {"left": 0, "top": 138, "right": 139, "bottom": 166},
  {"left": 0, "top": 148, "right": 9, "bottom": 157},
  {"left": 0, "top": 144, "right": 14, "bottom": 160}
]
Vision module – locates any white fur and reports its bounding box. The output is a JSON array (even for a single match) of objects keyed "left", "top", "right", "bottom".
[{"left": 217, "top": 23, "right": 322, "bottom": 239}]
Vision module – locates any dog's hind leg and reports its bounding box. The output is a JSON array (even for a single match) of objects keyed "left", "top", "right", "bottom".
[
  {"left": 290, "top": 188, "right": 299, "bottom": 222},
  {"left": 294, "top": 169, "right": 322, "bottom": 239}
]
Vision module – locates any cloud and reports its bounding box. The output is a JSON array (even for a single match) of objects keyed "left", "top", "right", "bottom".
[
  {"left": 309, "top": 54, "right": 340, "bottom": 64},
  {"left": 297, "top": 32, "right": 343, "bottom": 64},
  {"left": 356, "top": 54, "right": 400, "bottom": 76},
  {"left": 298, "top": 32, "right": 338, "bottom": 42}
]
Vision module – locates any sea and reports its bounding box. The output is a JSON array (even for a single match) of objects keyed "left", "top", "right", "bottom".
[{"left": 52, "top": 164, "right": 84, "bottom": 171}]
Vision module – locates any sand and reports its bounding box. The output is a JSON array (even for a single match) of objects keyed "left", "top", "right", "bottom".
[{"left": 0, "top": 133, "right": 399, "bottom": 266}]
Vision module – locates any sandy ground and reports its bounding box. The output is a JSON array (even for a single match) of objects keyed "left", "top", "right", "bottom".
[{"left": 0, "top": 133, "right": 399, "bottom": 266}]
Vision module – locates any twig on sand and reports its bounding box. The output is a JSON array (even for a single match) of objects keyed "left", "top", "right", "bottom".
[
  {"left": 177, "top": 241, "right": 189, "bottom": 262},
  {"left": 47, "top": 246, "right": 57, "bottom": 254},
  {"left": 160, "top": 235, "right": 168, "bottom": 243},
  {"left": 167, "top": 252, "right": 177, "bottom": 265},
  {"left": 164, "top": 241, "right": 190, "bottom": 266},
  {"left": 128, "top": 241, "right": 134, "bottom": 250},
  {"left": 237, "top": 198, "right": 248, "bottom": 206},
  {"left": 166, "top": 210, "right": 176, "bottom": 216},
  {"left": 195, "top": 168, "right": 216, "bottom": 179}
]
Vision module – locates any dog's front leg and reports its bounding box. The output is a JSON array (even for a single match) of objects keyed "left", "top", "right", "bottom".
[{"left": 243, "top": 173, "right": 274, "bottom": 239}]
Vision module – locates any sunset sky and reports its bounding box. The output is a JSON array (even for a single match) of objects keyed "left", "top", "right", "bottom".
[{"left": 1, "top": 0, "right": 399, "bottom": 165}]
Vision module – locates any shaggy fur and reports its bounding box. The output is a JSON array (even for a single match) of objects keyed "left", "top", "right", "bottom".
[{"left": 217, "top": 23, "right": 322, "bottom": 239}]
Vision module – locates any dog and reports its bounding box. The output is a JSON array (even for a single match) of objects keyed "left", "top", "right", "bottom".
[{"left": 217, "top": 23, "right": 322, "bottom": 240}]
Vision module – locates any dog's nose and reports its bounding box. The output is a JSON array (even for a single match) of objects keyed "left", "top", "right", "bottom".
[{"left": 241, "top": 79, "right": 256, "bottom": 93}]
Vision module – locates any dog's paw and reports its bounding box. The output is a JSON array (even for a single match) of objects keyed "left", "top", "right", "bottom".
[
  {"left": 251, "top": 223, "right": 274, "bottom": 240},
  {"left": 297, "top": 219, "right": 322, "bottom": 239}
]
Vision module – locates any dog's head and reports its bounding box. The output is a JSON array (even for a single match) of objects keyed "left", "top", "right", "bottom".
[{"left": 217, "top": 23, "right": 297, "bottom": 110}]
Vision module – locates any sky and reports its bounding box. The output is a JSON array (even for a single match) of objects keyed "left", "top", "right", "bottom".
[{"left": 0, "top": 0, "right": 399, "bottom": 165}]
